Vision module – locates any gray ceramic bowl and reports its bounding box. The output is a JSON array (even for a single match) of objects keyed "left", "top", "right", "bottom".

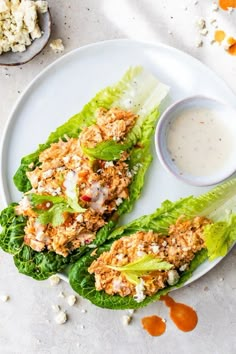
[
  {"left": 155, "top": 96, "right": 236, "bottom": 186},
  {"left": 0, "top": 8, "right": 51, "bottom": 66}
]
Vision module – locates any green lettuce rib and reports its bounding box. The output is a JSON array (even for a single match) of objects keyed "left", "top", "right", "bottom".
[
  {"left": 69, "top": 178, "right": 236, "bottom": 309},
  {"left": 0, "top": 66, "right": 169, "bottom": 280}
]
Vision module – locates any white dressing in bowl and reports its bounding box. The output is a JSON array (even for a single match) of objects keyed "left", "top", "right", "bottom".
[{"left": 155, "top": 96, "right": 236, "bottom": 186}]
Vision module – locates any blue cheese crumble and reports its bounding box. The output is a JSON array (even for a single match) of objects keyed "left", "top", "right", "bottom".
[{"left": 0, "top": 0, "right": 48, "bottom": 54}]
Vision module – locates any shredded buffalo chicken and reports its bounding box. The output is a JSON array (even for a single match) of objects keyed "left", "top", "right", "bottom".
[
  {"left": 88, "top": 216, "right": 211, "bottom": 300},
  {"left": 15, "top": 108, "right": 138, "bottom": 256}
]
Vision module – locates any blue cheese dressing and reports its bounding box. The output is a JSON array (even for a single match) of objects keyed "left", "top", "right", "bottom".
[{"left": 167, "top": 108, "right": 235, "bottom": 177}]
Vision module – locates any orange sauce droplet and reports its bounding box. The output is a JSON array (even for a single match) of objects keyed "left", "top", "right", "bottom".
[
  {"left": 219, "top": 0, "right": 236, "bottom": 10},
  {"left": 227, "top": 37, "right": 236, "bottom": 55},
  {"left": 214, "top": 30, "right": 226, "bottom": 43},
  {"left": 161, "top": 295, "right": 198, "bottom": 332},
  {"left": 141, "top": 315, "right": 166, "bottom": 336}
]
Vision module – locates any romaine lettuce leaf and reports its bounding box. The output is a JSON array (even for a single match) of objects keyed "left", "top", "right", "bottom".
[
  {"left": 69, "top": 241, "right": 208, "bottom": 310},
  {"left": 14, "top": 66, "right": 168, "bottom": 192},
  {"left": 14, "top": 245, "right": 69, "bottom": 280},
  {"left": 203, "top": 215, "right": 236, "bottom": 260},
  {"left": 1, "top": 66, "right": 168, "bottom": 280},
  {"left": 69, "top": 178, "right": 236, "bottom": 309},
  {"left": 0, "top": 203, "right": 26, "bottom": 255}
]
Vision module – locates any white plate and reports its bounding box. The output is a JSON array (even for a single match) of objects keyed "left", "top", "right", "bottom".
[{"left": 1, "top": 39, "right": 236, "bottom": 286}]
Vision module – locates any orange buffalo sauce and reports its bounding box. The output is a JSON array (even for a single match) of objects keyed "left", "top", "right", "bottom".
[
  {"left": 160, "top": 295, "right": 198, "bottom": 332},
  {"left": 141, "top": 295, "right": 198, "bottom": 336},
  {"left": 214, "top": 30, "right": 236, "bottom": 56},
  {"left": 141, "top": 315, "right": 166, "bottom": 336},
  {"left": 216, "top": 2, "right": 236, "bottom": 55},
  {"left": 214, "top": 30, "right": 226, "bottom": 43},
  {"left": 227, "top": 37, "right": 236, "bottom": 55},
  {"left": 219, "top": 0, "right": 236, "bottom": 10}
]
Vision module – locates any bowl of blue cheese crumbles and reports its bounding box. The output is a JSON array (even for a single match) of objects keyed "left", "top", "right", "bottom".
[{"left": 0, "top": 0, "right": 51, "bottom": 65}]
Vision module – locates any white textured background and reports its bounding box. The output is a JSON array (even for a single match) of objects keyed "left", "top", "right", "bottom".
[{"left": 0, "top": 1, "right": 236, "bottom": 354}]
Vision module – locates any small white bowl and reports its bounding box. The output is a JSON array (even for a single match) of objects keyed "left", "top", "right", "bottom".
[{"left": 155, "top": 96, "right": 236, "bottom": 186}]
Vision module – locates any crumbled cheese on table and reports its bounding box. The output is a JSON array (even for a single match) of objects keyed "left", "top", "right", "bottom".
[
  {"left": 195, "top": 38, "right": 203, "bottom": 47},
  {"left": 50, "top": 38, "right": 64, "bottom": 53},
  {"left": 211, "top": 2, "right": 219, "bottom": 11},
  {"left": 0, "top": 294, "right": 10, "bottom": 302},
  {"left": 67, "top": 295, "right": 77, "bottom": 306},
  {"left": 49, "top": 274, "right": 61, "bottom": 286},
  {"left": 128, "top": 309, "right": 135, "bottom": 315},
  {"left": 200, "top": 28, "right": 208, "bottom": 36},
  {"left": 51, "top": 304, "right": 60, "bottom": 313},
  {"left": 195, "top": 17, "right": 206, "bottom": 30},
  {"left": 58, "top": 291, "right": 65, "bottom": 298},
  {"left": 122, "top": 315, "right": 132, "bottom": 326},
  {"left": 222, "top": 37, "right": 231, "bottom": 50},
  {"left": 55, "top": 311, "right": 67, "bottom": 325}
]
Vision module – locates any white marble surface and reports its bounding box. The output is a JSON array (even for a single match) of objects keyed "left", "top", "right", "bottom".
[{"left": 0, "top": 1, "right": 236, "bottom": 354}]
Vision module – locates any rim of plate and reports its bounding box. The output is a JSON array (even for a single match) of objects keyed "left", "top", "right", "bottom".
[{"left": 0, "top": 38, "right": 235, "bottom": 288}]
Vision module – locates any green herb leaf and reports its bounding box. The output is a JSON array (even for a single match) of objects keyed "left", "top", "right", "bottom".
[
  {"left": 28, "top": 193, "right": 86, "bottom": 226},
  {"left": 38, "top": 203, "right": 68, "bottom": 227},
  {"left": 82, "top": 140, "right": 129, "bottom": 161},
  {"left": 28, "top": 193, "right": 65, "bottom": 206}
]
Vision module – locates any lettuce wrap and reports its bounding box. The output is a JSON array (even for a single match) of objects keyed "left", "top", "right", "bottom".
[
  {"left": 69, "top": 178, "right": 236, "bottom": 309},
  {"left": 0, "top": 67, "right": 169, "bottom": 280}
]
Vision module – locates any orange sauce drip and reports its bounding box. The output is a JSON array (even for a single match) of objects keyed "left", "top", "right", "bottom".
[
  {"left": 214, "top": 30, "right": 226, "bottom": 43},
  {"left": 161, "top": 295, "right": 198, "bottom": 332},
  {"left": 219, "top": 0, "right": 236, "bottom": 10},
  {"left": 214, "top": 30, "right": 236, "bottom": 55},
  {"left": 227, "top": 37, "right": 236, "bottom": 55},
  {"left": 141, "top": 315, "right": 166, "bottom": 336}
]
